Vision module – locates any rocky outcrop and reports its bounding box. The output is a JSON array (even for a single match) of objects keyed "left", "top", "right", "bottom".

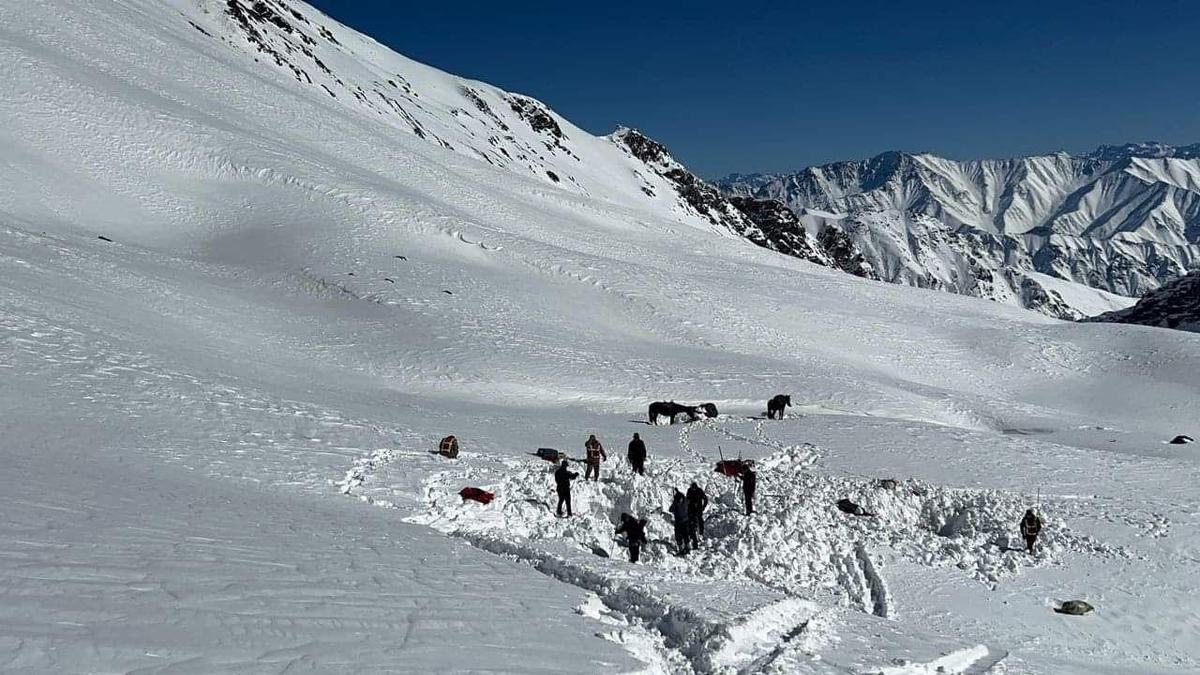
[
  {"left": 618, "top": 129, "right": 671, "bottom": 165},
  {"left": 815, "top": 225, "right": 875, "bottom": 279},
  {"left": 613, "top": 128, "right": 868, "bottom": 273},
  {"left": 507, "top": 95, "right": 564, "bottom": 139},
  {"left": 613, "top": 129, "right": 770, "bottom": 240},
  {"left": 1085, "top": 271, "right": 1200, "bottom": 332},
  {"left": 727, "top": 197, "right": 838, "bottom": 269}
]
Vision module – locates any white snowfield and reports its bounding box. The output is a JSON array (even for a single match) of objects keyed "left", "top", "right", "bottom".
[{"left": 1, "top": 1, "right": 1199, "bottom": 673}]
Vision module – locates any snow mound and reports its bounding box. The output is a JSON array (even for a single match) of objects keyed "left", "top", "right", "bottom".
[
  {"left": 409, "top": 429, "right": 1126, "bottom": 616},
  {"left": 394, "top": 426, "right": 1125, "bottom": 671}
]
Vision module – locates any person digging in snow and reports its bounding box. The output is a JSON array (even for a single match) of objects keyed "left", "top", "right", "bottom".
[
  {"left": 627, "top": 433, "right": 647, "bottom": 475},
  {"left": 670, "top": 491, "right": 691, "bottom": 555},
  {"left": 686, "top": 481, "right": 708, "bottom": 540},
  {"left": 615, "top": 512, "right": 648, "bottom": 563},
  {"left": 584, "top": 434, "right": 607, "bottom": 482},
  {"left": 554, "top": 459, "right": 578, "bottom": 517},
  {"left": 738, "top": 467, "right": 757, "bottom": 516},
  {"left": 1020, "top": 509, "right": 1043, "bottom": 554}
]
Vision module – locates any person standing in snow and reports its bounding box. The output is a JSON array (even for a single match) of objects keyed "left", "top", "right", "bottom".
[
  {"left": 554, "top": 459, "right": 579, "bottom": 517},
  {"left": 670, "top": 491, "right": 691, "bottom": 555},
  {"left": 627, "top": 433, "right": 647, "bottom": 475},
  {"left": 615, "top": 512, "right": 648, "bottom": 563},
  {"left": 686, "top": 481, "right": 708, "bottom": 541},
  {"left": 584, "top": 434, "right": 607, "bottom": 482},
  {"left": 1020, "top": 509, "right": 1042, "bottom": 554},
  {"left": 739, "top": 467, "right": 757, "bottom": 516}
]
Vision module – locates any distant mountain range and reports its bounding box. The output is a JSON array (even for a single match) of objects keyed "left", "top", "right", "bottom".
[{"left": 718, "top": 145, "right": 1200, "bottom": 318}]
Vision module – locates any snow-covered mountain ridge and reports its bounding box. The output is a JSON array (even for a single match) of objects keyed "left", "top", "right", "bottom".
[
  {"left": 170, "top": 0, "right": 831, "bottom": 252},
  {"left": 189, "top": 0, "right": 700, "bottom": 216},
  {"left": 718, "top": 145, "right": 1200, "bottom": 318}
]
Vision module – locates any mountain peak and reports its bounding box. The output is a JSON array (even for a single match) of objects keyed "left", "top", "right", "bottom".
[{"left": 611, "top": 127, "right": 677, "bottom": 168}]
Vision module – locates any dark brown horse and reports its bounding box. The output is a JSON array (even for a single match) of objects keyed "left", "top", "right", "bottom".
[
  {"left": 767, "top": 394, "right": 791, "bottom": 420},
  {"left": 648, "top": 401, "right": 697, "bottom": 425}
]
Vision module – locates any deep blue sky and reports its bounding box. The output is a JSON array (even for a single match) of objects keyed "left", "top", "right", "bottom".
[{"left": 308, "top": 0, "right": 1200, "bottom": 177}]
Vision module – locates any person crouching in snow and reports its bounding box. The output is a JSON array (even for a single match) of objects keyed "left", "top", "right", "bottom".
[
  {"left": 584, "top": 434, "right": 607, "bottom": 481},
  {"left": 1020, "top": 509, "right": 1042, "bottom": 554},
  {"left": 554, "top": 460, "right": 578, "bottom": 517},
  {"left": 670, "top": 491, "right": 691, "bottom": 555},
  {"left": 615, "top": 513, "right": 648, "bottom": 563}
]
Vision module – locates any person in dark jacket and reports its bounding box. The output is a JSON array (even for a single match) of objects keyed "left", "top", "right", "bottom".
[
  {"left": 1020, "top": 509, "right": 1043, "bottom": 554},
  {"left": 686, "top": 482, "right": 708, "bottom": 541},
  {"left": 627, "top": 433, "right": 647, "bottom": 475},
  {"left": 669, "top": 491, "right": 691, "bottom": 555},
  {"left": 615, "top": 512, "right": 648, "bottom": 563},
  {"left": 584, "top": 434, "right": 607, "bottom": 482},
  {"left": 739, "top": 467, "right": 757, "bottom": 516},
  {"left": 554, "top": 460, "right": 578, "bottom": 517}
]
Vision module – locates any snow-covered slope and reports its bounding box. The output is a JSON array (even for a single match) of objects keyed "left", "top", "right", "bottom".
[
  {"left": 2, "top": 0, "right": 857, "bottom": 294},
  {"left": 0, "top": 0, "right": 717, "bottom": 239},
  {"left": 3, "top": 1, "right": 1200, "bottom": 673},
  {"left": 719, "top": 146, "right": 1200, "bottom": 318}
]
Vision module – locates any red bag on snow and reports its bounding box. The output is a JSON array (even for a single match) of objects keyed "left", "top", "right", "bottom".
[
  {"left": 715, "top": 459, "right": 753, "bottom": 477},
  {"left": 459, "top": 487, "right": 495, "bottom": 505}
]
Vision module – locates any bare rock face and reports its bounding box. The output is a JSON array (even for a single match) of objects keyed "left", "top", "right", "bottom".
[
  {"left": 618, "top": 129, "right": 671, "bottom": 165},
  {"left": 507, "top": 95, "right": 564, "bottom": 139},
  {"left": 1086, "top": 272, "right": 1200, "bottom": 333},
  {"left": 613, "top": 128, "right": 863, "bottom": 272},
  {"left": 727, "top": 197, "right": 844, "bottom": 271},
  {"left": 815, "top": 226, "right": 875, "bottom": 280}
]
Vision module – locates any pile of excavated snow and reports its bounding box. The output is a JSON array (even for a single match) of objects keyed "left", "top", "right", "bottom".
[{"left": 407, "top": 417, "right": 1127, "bottom": 622}]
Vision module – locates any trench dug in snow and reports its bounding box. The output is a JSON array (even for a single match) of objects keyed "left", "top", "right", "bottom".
[{"left": 372, "top": 417, "right": 1128, "bottom": 673}]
